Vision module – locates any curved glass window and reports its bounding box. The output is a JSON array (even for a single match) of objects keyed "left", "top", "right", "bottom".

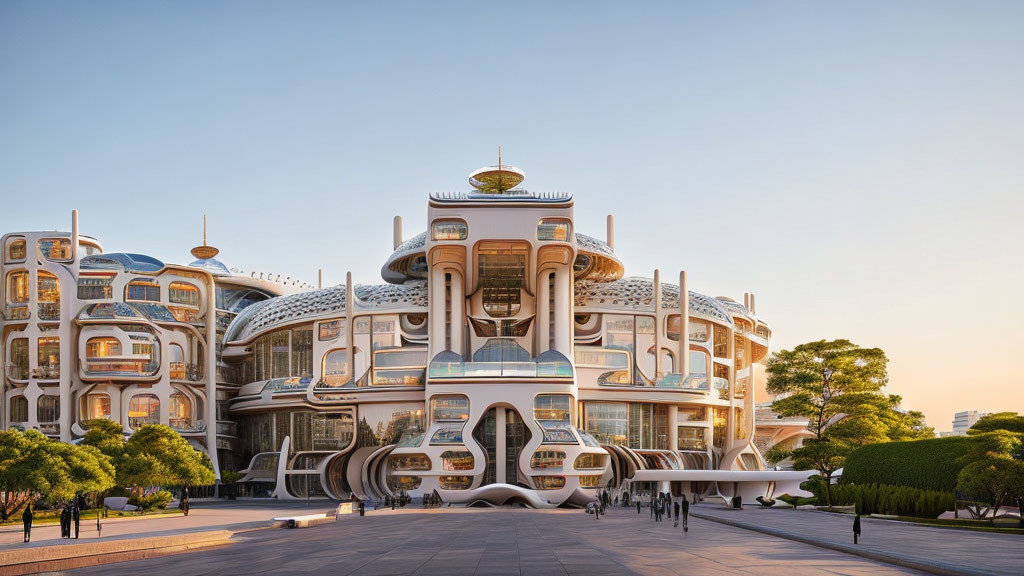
[
  {"left": 9, "top": 396, "right": 28, "bottom": 422},
  {"left": 713, "top": 325, "right": 730, "bottom": 358},
  {"left": 431, "top": 220, "right": 467, "bottom": 241},
  {"left": 372, "top": 347, "right": 427, "bottom": 386},
  {"left": 531, "top": 450, "right": 565, "bottom": 469},
  {"left": 318, "top": 320, "right": 342, "bottom": 341},
  {"left": 573, "top": 453, "right": 607, "bottom": 470},
  {"left": 37, "top": 395, "right": 60, "bottom": 423},
  {"left": 6, "top": 271, "right": 29, "bottom": 304},
  {"left": 38, "top": 238, "right": 72, "bottom": 262},
  {"left": 390, "top": 454, "right": 431, "bottom": 471},
  {"left": 477, "top": 242, "right": 528, "bottom": 318},
  {"left": 86, "top": 337, "right": 122, "bottom": 358},
  {"left": 9, "top": 338, "right": 29, "bottom": 380},
  {"left": 128, "top": 394, "right": 159, "bottom": 429},
  {"left": 168, "top": 282, "right": 200, "bottom": 307},
  {"left": 678, "top": 426, "right": 706, "bottom": 451},
  {"left": 690, "top": 350, "right": 709, "bottom": 380},
  {"left": 579, "top": 475, "right": 603, "bottom": 488},
  {"left": 125, "top": 280, "right": 160, "bottom": 302},
  {"left": 534, "top": 476, "right": 565, "bottom": 490},
  {"left": 37, "top": 337, "right": 59, "bottom": 379},
  {"left": 536, "top": 350, "right": 573, "bottom": 378},
  {"left": 441, "top": 450, "right": 474, "bottom": 471},
  {"left": 392, "top": 476, "right": 422, "bottom": 490},
  {"left": 169, "top": 392, "right": 193, "bottom": 430},
  {"left": 439, "top": 475, "right": 472, "bottom": 490},
  {"left": 431, "top": 396, "right": 469, "bottom": 422},
  {"left": 537, "top": 218, "right": 571, "bottom": 241},
  {"left": 36, "top": 272, "right": 60, "bottom": 320},
  {"left": 666, "top": 316, "right": 709, "bottom": 343},
  {"left": 534, "top": 395, "right": 571, "bottom": 422},
  {"left": 78, "top": 274, "right": 114, "bottom": 300},
  {"left": 575, "top": 347, "right": 630, "bottom": 368},
  {"left": 81, "top": 393, "right": 111, "bottom": 422},
  {"left": 430, "top": 423, "right": 464, "bottom": 445},
  {"left": 584, "top": 402, "right": 628, "bottom": 445},
  {"left": 472, "top": 338, "right": 530, "bottom": 363},
  {"left": 169, "top": 344, "right": 186, "bottom": 379},
  {"left": 6, "top": 239, "right": 26, "bottom": 262},
  {"left": 321, "top": 348, "right": 351, "bottom": 387}
]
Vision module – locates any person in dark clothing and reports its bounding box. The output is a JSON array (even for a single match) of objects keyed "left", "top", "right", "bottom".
[
  {"left": 22, "top": 504, "right": 33, "bottom": 543},
  {"left": 853, "top": 515, "right": 861, "bottom": 544},
  {"left": 181, "top": 487, "right": 190, "bottom": 517},
  {"left": 650, "top": 495, "right": 655, "bottom": 518},
  {"left": 673, "top": 501, "right": 680, "bottom": 528},
  {"left": 60, "top": 505, "right": 70, "bottom": 538},
  {"left": 636, "top": 499, "right": 642, "bottom": 514},
  {"left": 72, "top": 504, "right": 80, "bottom": 539}
]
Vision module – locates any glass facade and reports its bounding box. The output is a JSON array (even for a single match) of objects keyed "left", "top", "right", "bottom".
[
  {"left": 125, "top": 280, "right": 160, "bottom": 302},
  {"left": 536, "top": 218, "right": 571, "bottom": 241},
  {"left": 431, "top": 220, "right": 468, "bottom": 240},
  {"left": 38, "top": 238, "right": 72, "bottom": 261},
  {"left": 81, "top": 393, "right": 111, "bottom": 422},
  {"left": 9, "top": 338, "right": 29, "bottom": 380},
  {"left": 477, "top": 242, "right": 528, "bottom": 318},
  {"left": 37, "top": 337, "right": 59, "bottom": 378},
  {"left": 574, "top": 453, "right": 606, "bottom": 469},
  {"left": 168, "top": 282, "right": 200, "bottom": 307},
  {"left": 37, "top": 395, "right": 60, "bottom": 423},
  {"left": 584, "top": 402, "right": 667, "bottom": 449},
  {"left": 9, "top": 396, "right": 28, "bottom": 422},
  {"left": 530, "top": 450, "right": 565, "bottom": 469},
  {"left": 678, "top": 427, "right": 706, "bottom": 451},
  {"left": 321, "top": 348, "right": 350, "bottom": 387},
  {"left": 7, "top": 271, "right": 29, "bottom": 304},
  {"left": 78, "top": 274, "right": 114, "bottom": 299},
  {"left": 431, "top": 396, "right": 469, "bottom": 422},
  {"left": 6, "top": 239, "right": 26, "bottom": 262},
  {"left": 36, "top": 271, "right": 60, "bottom": 320},
  {"left": 441, "top": 450, "right": 474, "bottom": 471},
  {"left": 129, "top": 394, "right": 159, "bottom": 429}
]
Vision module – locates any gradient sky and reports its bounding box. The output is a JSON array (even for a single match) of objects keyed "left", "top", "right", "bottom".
[{"left": 2, "top": 1, "right": 1022, "bottom": 431}]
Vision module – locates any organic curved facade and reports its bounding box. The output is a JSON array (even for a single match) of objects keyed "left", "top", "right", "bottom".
[{"left": 1, "top": 163, "right": 811, "bottom": 505}]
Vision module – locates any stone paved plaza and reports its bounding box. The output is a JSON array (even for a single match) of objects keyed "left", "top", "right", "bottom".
[{"left": 68, "top": 505, "right": 928, "bottom": 576}]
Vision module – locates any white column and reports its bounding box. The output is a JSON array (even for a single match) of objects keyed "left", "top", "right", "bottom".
[
  {"left": 450, "top": 270, "right": 464, "bottom": 357},
  {"left": 205, "top": 275, "right": 220, "bottom": 479},
  {"left": 653, "top": 269, "right": 661, "bottom": 378},
  {"left": 606, "top": 214, "right": 615, "bottom": 250},
  {"left": 536, "top": 271, "right": 550, "bottom": 355},
  {"left": 495, "top": 408, "right": 507, "bottom": 484},
  {"left": 429, "top": 266, "right": 447, "bottom": 357},
  {"left": 553, "top": 267, "right": 571, "bottom": 356},
  {"left": 393, "top": 216, "right": 403, "bottom": 250},
  {"left": 346, "top": 272, "right": 355, "bottom": 382},
  {"left": 679, "top": 271, "right": 690, "bottom": 376}
]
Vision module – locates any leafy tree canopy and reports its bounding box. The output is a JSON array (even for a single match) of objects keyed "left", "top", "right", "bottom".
[
  {"left": 118, "top": 425, "right": 215, "bottom": 488},
  {"left": 80, "top": 418, "right": 127, "bottom": 463},
  {"left": 968, "top": 412, "right": 1024, "bottom": 435}
]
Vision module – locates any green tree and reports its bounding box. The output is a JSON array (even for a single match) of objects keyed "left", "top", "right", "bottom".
[
  {"left": 118, "top": 425, "right": 215, "bottom": 489},
  {"left": 956, "top": 455, "right": 1024, "bottom": 519},
  {"left": 0, "top": 429, "right": 114, "bottom": 520},
  {"left": 80, "top": 418, "right": 127, "bottom": 464},
  {"left": 791, "top": 438, "right": 851, "bottom": 507},
  {"left": 968, "top": 412, "right": 1024, "bottom": 435}
]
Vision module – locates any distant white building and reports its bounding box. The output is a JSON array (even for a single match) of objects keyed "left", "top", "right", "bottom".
[{"left": 942, "top": 410, "right": 989, "bottom": 436}]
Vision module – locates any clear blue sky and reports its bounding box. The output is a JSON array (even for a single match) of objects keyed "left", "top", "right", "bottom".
[{"left": 2, "top": 1, "right": 1022, "bottom": 431}]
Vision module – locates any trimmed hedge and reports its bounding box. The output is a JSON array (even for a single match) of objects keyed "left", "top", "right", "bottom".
[{"left": 841, "top": 436, "right": 973, "bottom": 492}]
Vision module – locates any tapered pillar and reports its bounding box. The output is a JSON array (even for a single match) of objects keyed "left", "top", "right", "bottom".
[
  {"left": 606, "top": 214, "right": 615, "bottom": 250},
  {"left": 393, "top": 216, "right": 403, "bottom": 250},
  {"left": 429, "top": 266, "right": 447, "bottom": 357},
  {"left": 679, "top": 271, "right": 690, "bottom": 376},
  {"left": 653, "top": 270, "right": 661, "bottom": 377},
  {"left": 346, "top": 272, "right": 355, "bottom": 383},
  {"left": 536, "top": 271, "right": 551, "bottom": 354},
  {"left": 667, "top": 405, "right": 678, "bottom": 453},
  {"left": 553, "top": 267, "right": 571, "bottom": 356},
  {"left": 450, "top": 270, "right": 464, "bottom": 357},
  {"left": 205, "top": 274, "right": 220, "bottom": 478},
  {"left": 495, "top": 408, "right": 507, "bottom": 484}
]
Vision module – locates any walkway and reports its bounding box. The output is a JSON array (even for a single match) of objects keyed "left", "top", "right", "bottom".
[
  {"left": 71, "top": 506, "right": 923, "bottom": 575},
  {"left": 690, "top": 504, "right": 1024, "bottom": 576}
]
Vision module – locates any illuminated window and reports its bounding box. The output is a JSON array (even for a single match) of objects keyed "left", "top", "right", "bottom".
[
  {"left": 168, "top": 282, "right": 200, "bottom": 307},
  {"left": 531, "top": 450, "right": 566, "bottom": 469},
  {"left": 9, "top": 396, "right": 28, "bottom": 422},
  {"left": 37, "top": 271, "right": 60, "bottom": 320},
  {"left": 10, "top": 338, "right": 29, "bottom": 380},
  {"left": 534, "top": 395, "right": 571, "bottom": 422},
  {"left": 679, "top": 406, "right": 706, "bottom": 422},
  {"left": 735, "top": 408, "right": 747, "bottom": 440},
  {"left": 291, "top": 328, "right": 313, "bottom": 378},
  {"left": 321, "top": 349, "right": 351, "bottom": 387},
  {"left": 38, "top": 238, "right": 72, "bottom": 262},
  {"left": 78, "top": 274, "right": 114, "bottom": 299},
  {"left": 81, "top": 393, "right": 112, "bottom": 422},
  {"left": 579, "top": 475, "right": 603, "bottom": 488},
  {"left": 537, "top": 218, "right": 571, "bottom": 241},
  {"left": 678, "top": 427, "right": 706, "bottom": 451},
  {"left": 393, "top": 476, "right": 422, "bottom": 490},
  {"left": 128, "top": 394, "right": 159, "bottom": 429},
  {"left": 86, "top": 337, "right": 122, "bottom": 358},
  {"left": 534, "top": 476, "right": 566, "bottom": 490},
  {"left": 125, "top": 280, "right": 160, "bottom": 302},
  {"left": 573, "top": 453, "right": 606, "bottom": 470},
  {"left": 441, "top": 450, "right": 474, "bottom": 471},
  {"left": 6, "top": 239, "right": 26, "bottom": 262},
  {"left": 169, "top": 392, "right": 193, "bottom": 430},
  {"left": 439, "top": 475, "right": 472, "bottom": 490},
  {"left": 6, "top": 271, "right": 29, "bottom": 304},
  {"left": 477, "top": 242, "right": 528, "bottom": 318},
  {"left": 37, "top": 337, "right": 59, "bottom": 378},
  {"left": 431, "top": 396, "right": 469, "bottom": 422},
  {"left": 584, "top": 402, "right": 628, "bottom": 445},
  {"left": 431, "top": 220, "right": 468, "bottom": 241},
  {"left": 372, "top": 347, "right": 427, "bottom": 386},
  {"left": 389, "top": 454, "right": 431, "bottom": 471},
  {"left": 713, "top": 325, "right": 730, "bottom": 358},
  {"left": 713, "top": 408, "right": 728, "bottom": 450},
  {"left": 37, "top": 395, "right": 60, "bottom": 423}
]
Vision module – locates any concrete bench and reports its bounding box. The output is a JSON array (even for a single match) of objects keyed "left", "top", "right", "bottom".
[
  {"left": 102, "top": 497, "right": 138, "bottom": 512},
  {"left": 272, "top": 513, "right": 335, "bottom": 529}
]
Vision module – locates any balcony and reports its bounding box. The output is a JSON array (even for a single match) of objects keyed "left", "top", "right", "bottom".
[
  {"left": 428, "top": 350, "right": 572, "bottom": 380},
  {"left": 654, "top": 373, "right": 710, "bottom": 392},
  {"left": 263, "top": 376, "right": 311, "bottom": 393},
  {"left": 171, "top": 418, "right": 206, "bottom": 433},
  {"left": 83, "top": 357, "right": 157, "bottom": 378}
]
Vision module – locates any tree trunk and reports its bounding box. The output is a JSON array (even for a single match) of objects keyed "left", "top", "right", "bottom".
[{"left": 824, "top": 474, "right": 834, "bottom": 508}]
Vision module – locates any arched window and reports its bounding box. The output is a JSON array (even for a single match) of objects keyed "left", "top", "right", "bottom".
[
  {"left": 169, "top": 344, "right": 186, "bottom": 379},
  {"left": 128, "top": 394, "right": 159, "bottom": 429},
  {"left": 37, "top": 395, "right": 60, "bottom": 423},
  {"left": 6, "top": 239, "right": 26, "bottom": 262},
  {"left": 321, "top": 349, "right": 351, "bottom": 387},
  {"left": 125, "top": 279, "right": 160, "bottom": 302},
  {"left": 38, "top": 238, "right": 72, "bottom": 262},
  {"left": 37, "top": 337, "right": 59, "bottom": 378},
  {"left": 6, "top": 271, "right": 29, "bottom": 304},
  {"left": 169, "top": 392, "right": 192, "bottom": 430},
  {"left": 168, "top": 282, "right": 200, "bottom": 307},
  {"left": 36, "top": 271, "right": 60, "bottom": 320},
  {"left": 86, "top": 337, "right": 122, "bottom": 358},
  {"left": 9, "top": 396, "right": 28, "bottom": 423},
  {"left": 9, "top": 338, "right": 29, "bottom": 380},
  {"left": 81, "top": 393, "right": 111, "bottom": 422}
]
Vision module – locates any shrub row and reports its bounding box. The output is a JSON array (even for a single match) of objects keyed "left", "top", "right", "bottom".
[
  {"left": 841, "top": 436, "right": 973, "bottom": 492},
  {"left": 839, "top": 483, "right": 955, "bottom": 518}
]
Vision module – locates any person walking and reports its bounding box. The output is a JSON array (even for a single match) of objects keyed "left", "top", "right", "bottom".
[
  {"left": 22, "top": 503, "right": 33, "bottom": 543},
  {"left": 72, "top": 504, "right": 80, "bottom": 539},
  {"left": 636, "top": 498, "right": 642, "bottom": 514},
  {"left": 181, "top": 487, "right": 190, "bottom": 517},
  {"left": 674, "top": 501, "right": 680, "bottom": 528},
  {"left": 60, "top": 504, "right": 69, "bottom": 539},
  {"left": 681, "top": 495, "right": 690, "bottom": 532},
  {"left": 650, "top": 495, "right": 655, "bottom": 519},
  {"left": 853, "top": 514, "right": 861, "bottom": 544}
]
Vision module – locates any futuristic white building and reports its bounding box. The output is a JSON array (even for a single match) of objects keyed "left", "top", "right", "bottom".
[{"left": 2, "top": 161, "right": 812, "bottom": 505}]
